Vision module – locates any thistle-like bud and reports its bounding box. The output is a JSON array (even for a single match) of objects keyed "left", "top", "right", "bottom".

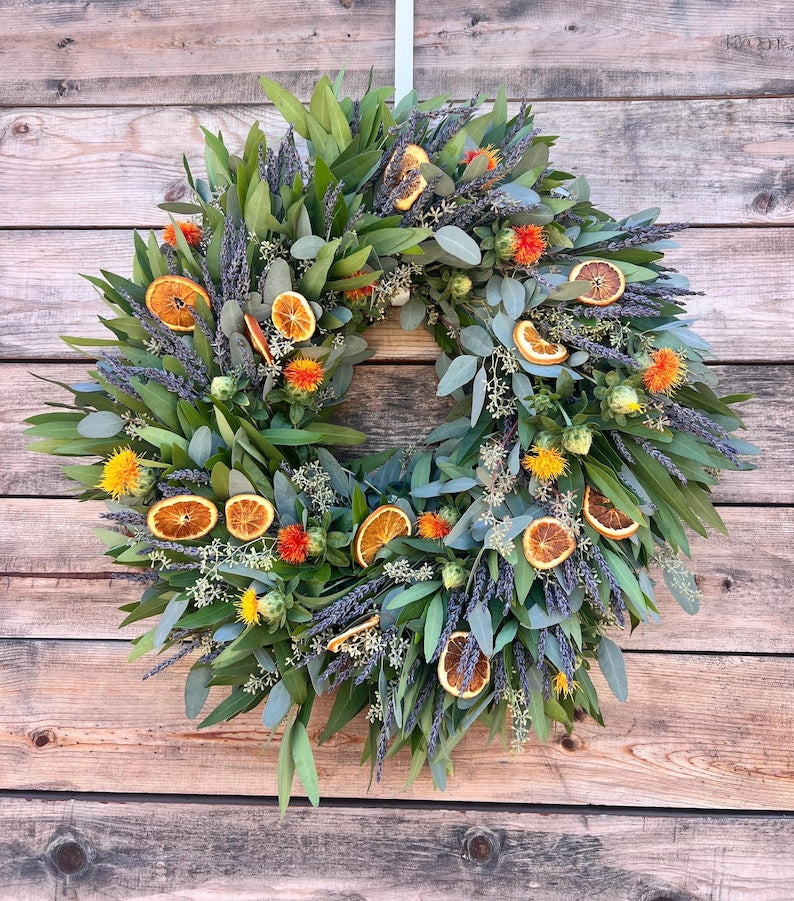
[
  {"left": 608, "top": 385, "right": 641, "bottom": 415},
  {"left": 441, "top": 561, "right": 467, "bottom": 590},
  {"left": 534, "top": 431, "right": 557, "bottom": 450},
  {"left": 449, "top": 273, "right": 473, "bottom": 299},
  {"left": 437, "top": 506, "right": 460, "bottom": 527},
  {"left": 561, "top": 425, "right": 592, "bottom": 456},
  {"left": 210, "top": 375, "right": 236, "bottom": 402},
  {"left": 257, "top": 590, "right": 287, "bottom": 625},
  {"left": 495, "top": 227, "right": 517, "bottom": 261},
  {"left": 306, "top": 527, "right": 327, "bottom": 556}
]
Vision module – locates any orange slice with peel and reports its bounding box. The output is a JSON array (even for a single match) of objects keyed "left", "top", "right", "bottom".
[
  {"left": 522, "top": 516, "right": 576, "bottom": 570},
  {"left": 513, "top": 321, "right": 569, "bottom": 365},
  {"left": 327, "top": 614, "right": 381, "bottom": 653},
  {"left": 144, "top": 275, "right": 209, "bottom": 332},
  {"left": 147, "top": 494, "right": 218, "bottom": 540},
  {"left": 244, "top": 313, "right": 274, "bottom": 364},
  {"left": 437, "top": 631, "right": 491, "bottom": 699},
  {"left": 568, "top": 260, "right": 626, "bottom": 307},
  {"left": 271, "top": 290, "right": 316, "bottom": 342},
  {"left": 582, "top": 484, "right": 639, "bottom": 540},
  {"left": 224, "top": 493, "right": 275, "bottom": 541},
  {"left": 354, "top": 504, "right": 412, "bottom": 568}
]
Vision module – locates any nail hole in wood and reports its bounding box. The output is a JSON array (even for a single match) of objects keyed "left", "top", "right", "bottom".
[{"left": 566, "top": 23, "right": 577, "bottom": 31}]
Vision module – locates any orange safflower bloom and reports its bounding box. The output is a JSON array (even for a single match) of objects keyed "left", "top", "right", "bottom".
[
  {"left": 283, "top": 357, "right": 325, "bottom": 393},
  {"left": 163, "top": 221, "right": 203, "bottom": 248},
  {"left": 643, "top": 347, "right": 686, "bottom": 395},
  {"left": 277, "top": 524, "right": 311, "bottom": 565},
  {"left": 512, "top": 225, "right": 546, "bottom": 267},
  {"left": 417, "top": 511, "right": 452, "bottom": 540},
  {"left": 461, "top": 145, "right": 500, "bottom": 171},
  {"left": 343, "top": 271, "right": 378, "bottom": 303}
]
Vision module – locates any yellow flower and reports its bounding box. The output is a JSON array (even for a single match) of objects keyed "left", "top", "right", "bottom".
[
  {"left": 522, "top": 445, "right": 567, "bottom": 483},
  {"left": 97, "top": 447, "right": 145, "bottom": 500},
  {"left": 552, "top": 671, "right": 579, "bottom": 698},
  {"left": 236, "top": 588, "right": 260, "bottom": 627}
]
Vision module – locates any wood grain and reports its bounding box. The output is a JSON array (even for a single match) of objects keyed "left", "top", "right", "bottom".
[
  {"left": 1, "top": 99, "right": 791, "bottom": 227},
  {"left": 2, "top": 227, "right": 792, "bottom": 363},
  {"left": 1, "top": 1, "right": 792, "bottom": 105},
  {"left": 1, "top": 798, "right": 792, "bottom": 901},
  {"left": 0, "top": 0, "right": 395, "bottom": 106},
  {"left": 414, "top": 2, "right": 794, "bottom": 101},
  {"left": 0, "top": 362, "right": 776, "bottom": 501},
  {"left": 1, "top": 641, "right": 792, "bottom": 807}
]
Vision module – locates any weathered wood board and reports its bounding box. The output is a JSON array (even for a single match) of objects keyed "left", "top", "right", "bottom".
[
  {"left": 2, "top": 798, "right": 792, "bottom": 900},
  {"left": 2, "top": 227, "right": 792, "bottom": 363},
  {"left": 1, "top": 0, "right": 792, "bottom": 104},
  {"left": 1, "top": 98, "right": 792, "bottom": 227},
  {"left": 1, "top": 641, "right": 792, "bottom": 808}
]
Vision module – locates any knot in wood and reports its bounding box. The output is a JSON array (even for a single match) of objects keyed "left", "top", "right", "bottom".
[
  {"left": 752, "top": 191, "right": 780, "bottom": 215},
  {"left": 30, "top": 728, "right": 56, "bottom": 748},
  {"left": 12, "top": 122, "right": 30, "bottom": 135},
  {"left": 461, "top": 827, "right": 500, "bottom": 865},
  {"left": 46, "top": 832, "right": 92, "bottom": 877},
  {"left": 560, "top": 733, "right": 584, "bottom": 752},
  {"left": 163, "top": 181, "right": 189, "bottom": 203}
]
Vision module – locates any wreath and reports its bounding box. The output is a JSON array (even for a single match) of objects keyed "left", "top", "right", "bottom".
[{"left": 27, "top": 75, "right": 755, "bottom": 809}]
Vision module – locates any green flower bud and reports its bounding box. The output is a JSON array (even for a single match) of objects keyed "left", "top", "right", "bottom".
[
  {"left": 608, "top": 385, "right": 641, "bottom": 415},
  {"left": 495, "top": 227, "right": 516, "bottom": 261},
  {"left": 306, "top": 527, "right": 326, "bottom": 556},
  {"left": 534, "top": 431, "right": 557, "bottom": 450},
  {"left": 437, "top": 506, "right": 460, "bottom": 527},
  {"left": 449, "top": 273, "right": 473, "bottom": 299},
  {"left": 561, "top": 425, "right": 592, "bottom": 456},
  {"left": 257, "top": 590, "right": 287, "bottom": 625},
  {"left": 441, "top": 561, "right": 467, "bottom": 590},
  {"left": 210, "top": 375, "right": 236, "bottom": 402}
]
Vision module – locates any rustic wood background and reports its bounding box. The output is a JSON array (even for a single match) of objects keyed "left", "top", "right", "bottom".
[{"left": 1, "top": 1, "right": 793, "bottom": 897}]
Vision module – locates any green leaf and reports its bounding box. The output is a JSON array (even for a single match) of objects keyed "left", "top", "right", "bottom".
[
  {"left": 292, "top": 721, "right": 320, "bottom": 806},
  {"left": 597, "top": 637, "right": 628, "bottom": 702},
  {"left": 319, "top": 679, "right": 370, "bottom": 743},
  {"left": 436, "top": 355, "right": 478, "bottom": 396},
  {"left": 433, "top": 226, "right": 482, "bottom": 266},
  {"left": 184, "top": 664, "right": 212, "bottom": 718},
  {"left": 387, "top": 581, "right": 441, "bottom": 610},
  {"left": 77, "top": 411, "right": 125, "bottom": 439},
  {"left": 197, "top": 688, "right": 261, "bottom": 729},
  {"left": 424, "top": 593, "right": 444, "bottom": 661},
  {"left": 262, "top": 679, "right": 294, "bottom": 729},
  {"left": 260, "top": 77, "right": 309, "bottom": 138},
  {"left": 277, "top": 714, "right": 296, "bottom": 816}
]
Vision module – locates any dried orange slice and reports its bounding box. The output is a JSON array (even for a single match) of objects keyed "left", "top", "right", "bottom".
[
  {"left": 437, "top": 631, "right": 491, "bottom": 699},
  {"left": 270, "top": 291, "right": 316, "bottom": 341},
  {"left": 144, "top": 275, "right": 209, "bottom": 332},
  {"left": 513, "top": 321, "right": 569, "bottom": 365},
  {"left": 244, "top": 313, "right": 273, "bottom": 364},
  {"left": 224, "top": 493, "right": 275, "bottom": 541},
  {"left": 522, "top": 516, "right": 576, "bottom": 570},
  {"left": 147, "top": 494, "right": 218, "bottom": 540},
  {"left": 327, "top": 613, "right": 380, "bottom": 653},
  {"left": 569, "top": 260, "right": 626, "bottom": 306},
  {"left": 387, "top": 143, "right": 429, "bottom": 211},
  {"left": 582, "top": 484, "right": 639, "bottom": 540},
  {"left": 354, "top": 504, "right": 412, "bottom": 568}
]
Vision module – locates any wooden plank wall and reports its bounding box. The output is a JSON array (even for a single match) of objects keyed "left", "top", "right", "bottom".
[{"left": 0, "top": 1, "right": 793, "bottom": 897}]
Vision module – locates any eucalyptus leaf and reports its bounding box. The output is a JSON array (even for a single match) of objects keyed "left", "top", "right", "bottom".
[
  {"left": 596, "top": 637, "right": 628, "bottom": 702},
  {"left": 77, "top": 411, "right": 125, "bottom": 439},
  {"left": 433, "top": 226, "right": 482, "bottom": 266},
  {"left": 436, "top": 354, "right": 478, "bottom": 396}
]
